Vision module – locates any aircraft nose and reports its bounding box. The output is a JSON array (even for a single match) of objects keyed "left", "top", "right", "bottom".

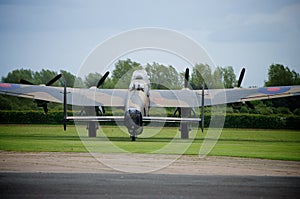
[
  {"left": 124, "top": 109, "right": 143, "bottom": 134},
  {"left": 125, "top": 109, "right": 142, "bottom": 125}
]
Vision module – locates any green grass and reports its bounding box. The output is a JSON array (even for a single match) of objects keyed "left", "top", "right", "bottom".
[
  {"left": 0, "top": 125, "right": 86, "bottom": 152},
  {"left": 0, "top": 124, "right": 299, "bottom": 161}
]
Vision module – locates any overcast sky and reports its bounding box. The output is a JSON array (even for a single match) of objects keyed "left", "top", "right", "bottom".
[{"left": 0, "top": 0, "right": 299, "bottom": 87}]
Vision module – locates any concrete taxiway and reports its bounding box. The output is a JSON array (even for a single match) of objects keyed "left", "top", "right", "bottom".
[
  {"left": 1, "top": 173, "right": 300, "bottom": 199},
  {"left": 1, "top": 152, "right": 300, "bottom": 198}
]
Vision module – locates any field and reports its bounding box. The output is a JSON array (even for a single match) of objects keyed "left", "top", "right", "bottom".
[{"left": 0, "top": 124, "right": 299, "bottom": 161}]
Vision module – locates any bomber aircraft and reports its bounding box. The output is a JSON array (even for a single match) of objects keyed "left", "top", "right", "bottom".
[{"left": 0, "top": 68, "right": 300, "bottom": 141}]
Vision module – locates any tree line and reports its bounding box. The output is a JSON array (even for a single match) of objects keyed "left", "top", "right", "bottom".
[
  {"left": 3, "top": 60, "right": 299, "bottom": 90},
  {"left": 0, "top": 59, "right": 245, "bottom": 89},
  {"left": 1, "top": 60, "right": 300, "bottom": 114}
]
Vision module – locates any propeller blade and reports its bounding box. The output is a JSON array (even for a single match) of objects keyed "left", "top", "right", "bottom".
[
  {"left": 21, "top": 74, "right": 62, "bottom": 114},
  {"left": 95, "top": 106, "right": 100, "bottom": 116},
  {"left": 20, "top": 79, "right": 34, "bottom": 85},
  {"left": 100, "top": 106, "right": 105, "bottom": 114},
  {"left": 46, "top": 74, "right": 62, "bottom": 86},
  {"left": 237, "top": 68, "right": 245, "bottom": 88},
  {"left": 97, "top": 71, "right": 110, "bottom": 88},
  {"left": 173, "top": 107, "right": 181, "bottom": 117},
  {"left": 184, "top": 68, "right": 189, "bottom": 88}
]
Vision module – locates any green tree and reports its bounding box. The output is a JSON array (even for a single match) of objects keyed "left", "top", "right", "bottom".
[
  {"left": 212, "top": 67, "right": 223, "bottom": 89},
  {"left": 84, "top": 72, "right": 103, "bottom": 88},
  {"left": 2, "top": 68, "right": 34, "bottom": 83},
  {"left": 34, "top": 69, "right": 60, "bottom": 86},
  {"left": 0, "top": 95, "right": 12, "bottom": 110},
  {"left": 264, "top": 64, "right": 300, "bottom": 112},
  {"left": 190, "top": 64, "right": 238, "bottom": 89},
  {"left": 211, "top": 66, "right": 237, "bottom": 89},
  {"left": 221, "top": 66, "right": 236, "bottom": 88},
  {"left": 265, "top": 64, "right": 300, "bottom": 86},
  {"left": 83, "top": 72, "right": 114, "bottom": 89},
  {"left": 112, "top": 59, "right": 142, "bottom": 88},
  {"left": 145, "top": 63, "right": 182, "bottom": 89},
  {"left": 190, "top": 64, "right": 212, "bottom": 89},
  {"left": 60, "top": 70, "right": 76, "bottom": 87}
]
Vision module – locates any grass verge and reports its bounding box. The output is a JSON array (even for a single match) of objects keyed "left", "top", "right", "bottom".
[{"left": 0, "top": 124, "right": 299, "bottom": 161}]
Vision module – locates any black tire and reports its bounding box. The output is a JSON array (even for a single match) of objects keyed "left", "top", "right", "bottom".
[{"left": 130, "top": 135, "right": 136, "bottom": 141}]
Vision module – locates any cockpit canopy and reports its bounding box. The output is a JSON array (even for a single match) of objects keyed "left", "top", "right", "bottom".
[
  {"left": 129, "top": 69, "right": 150, "bottom": 92},
  {"left": 132, "top": 70, "right": 149, "bottom": 81},
  {"left": 129, "top": 82, "right": 145, "bottom": 91}
]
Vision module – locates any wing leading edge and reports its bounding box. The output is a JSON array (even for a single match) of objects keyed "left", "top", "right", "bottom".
[
  {"left": 0, "top": 83, "right": 127, "bottom": 107},
  {"left": 1, "top": 83, "right": 300, "bottom": 108},
  {"left": 149, "top": 85, "right": 300, "bottom": 107}
]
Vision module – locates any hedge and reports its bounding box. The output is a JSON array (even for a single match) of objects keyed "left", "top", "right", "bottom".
[
  {"left": 0, "top": 111, "right": 299, "bottom": 129},
  {"left": 0, "top": 111, "right": 67, "bottom": 124}
]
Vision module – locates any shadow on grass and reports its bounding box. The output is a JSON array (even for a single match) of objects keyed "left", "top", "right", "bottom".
[
  {"left": 1, "top": 134, "right": 299, "bottom": 144},
  {"left": 0, "top": 134, "right": 81, "bottom": 141}
]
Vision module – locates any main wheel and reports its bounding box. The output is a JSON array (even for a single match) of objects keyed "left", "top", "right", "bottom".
[{"left": 130, "top": 135, "right": 136, "bottom": 141}]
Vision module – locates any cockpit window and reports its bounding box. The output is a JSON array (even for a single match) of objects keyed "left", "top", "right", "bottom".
[{"left": 129, "top": 82, "right": 144, "bottom": 92}]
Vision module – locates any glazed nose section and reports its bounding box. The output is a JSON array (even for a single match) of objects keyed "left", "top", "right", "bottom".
[
  {"left": 125, "top": 109, "right": 142, "bottom": 127},
  {"left": 124, "top": 108, "right": 143, "bottom": 135}
]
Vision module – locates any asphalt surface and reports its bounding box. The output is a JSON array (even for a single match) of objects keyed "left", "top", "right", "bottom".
[{"left": 1, "top": 173, "right": 300, "bottom": 199}]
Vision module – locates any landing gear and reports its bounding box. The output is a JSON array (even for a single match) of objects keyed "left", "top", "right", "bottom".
[
  {"left": 180, "top": 123, "right": 189, "bottom": 139},
  {"left": 130, "top": 135, "right": 136, "bottom": 141},
  {"left": 179, "top": 107, "right": 192, "bottom": 139},
  {"left": 87, "top": 121, "right": 98, "bottom": 137}
]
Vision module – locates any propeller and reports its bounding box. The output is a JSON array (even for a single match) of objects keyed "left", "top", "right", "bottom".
[
  {"left": 184, "top": 68, "right": 189, "bottom": 88},
  {"left": 233, "top": 68, "right": 255, "bottom": 110},
  {"left": 95, "top": 72, "right": 110, "bottom": 115},
  {"left": 97, "top": 71, "right": 109, "bottom": 88},
  {"left": 237, "top": 68, "right": 245, "bottom": 88},
  {"left": 20, "top": 73, "right": 63, "bottom": 114},
  {"left": 20, "top": 73, "right": 62, "bottom": 86},
  {"left": 175, "top": 68, "right": 205, "bottom": 133},
  {"left": 20, "top": 79, "right": 34, "bottom": 85},
  {"left": 174, "top": 68, "right": 191, "bottom": 116},
  {"left": 46, "top": 74, "right": 62, "bottom": 86}
]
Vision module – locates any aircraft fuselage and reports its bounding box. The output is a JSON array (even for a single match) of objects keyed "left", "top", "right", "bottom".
[{"left": 124, "top": 70, "right": 150, "bottom": 137}]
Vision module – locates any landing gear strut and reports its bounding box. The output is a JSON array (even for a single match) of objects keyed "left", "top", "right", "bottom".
[
  {"left": 179, "top": 107, "right": 192, "bottom": 139},
  {"left": 130, "top": 135, "right": 136, "bottom": 141},
  {"left": 87, "top": 121, "right": 98, "bottom": 137},
  {"left": 180, "top": 123, "right": 189, "bottom": 139}
]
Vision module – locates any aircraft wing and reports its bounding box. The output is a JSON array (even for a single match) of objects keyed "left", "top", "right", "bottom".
[
  {"left": 149, "top": 89, "right": 202, "bottom": 107},
  {"left": 199, "top": 85, "right": 300, "bottom": 106},
  {"left": 1, "top": 83, "right": 299, "bottom": 108},
  {"left": 65, "top": 115, "right": 201, "bottom": 123},
  {"left": 150, "top": 85, "right": 300, "bottom": 107},
  {"left": 0, "top": 83, "right": 127, "bottom": 107}
]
